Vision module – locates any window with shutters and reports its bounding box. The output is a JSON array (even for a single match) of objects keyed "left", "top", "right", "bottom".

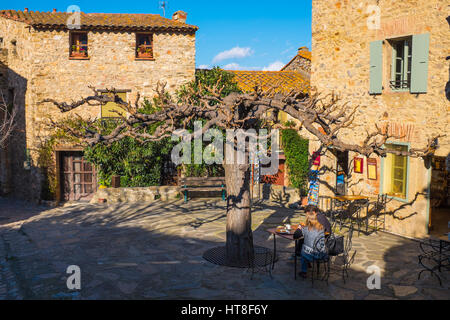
[
  {"left": 369, "top": 33, "right": 429, "bottom": 95},
  {"left": 382, "top": 144, "right": 409, "bottom": 200},
  {"left": 100, "top": 91, "right": 128, "bottom": 119},
  {"left": 389, "top": 37, "right": 412, "bottom": 91}
]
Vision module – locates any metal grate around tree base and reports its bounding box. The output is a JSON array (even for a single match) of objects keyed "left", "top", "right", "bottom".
[{"left": 202, "top": 245, "right": 275, "bottom": 268}]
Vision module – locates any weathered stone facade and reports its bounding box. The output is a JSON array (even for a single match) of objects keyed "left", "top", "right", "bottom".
[
  {"left": 310, "top": 0, "right": 449, "bottom": 238},
  {"left": 281, "top": 47, "right": 312, "bottom": 75},
  {"left": 0, "top": 11, "right": 197, "bottom": 201}
]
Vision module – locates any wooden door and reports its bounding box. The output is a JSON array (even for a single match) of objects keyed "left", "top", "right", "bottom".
[
  {"left": 61, "top": 152, "right": 97, "bottom": 201},
  {"left": 336, "top": 151, "right": 349, "bottom": 196}
]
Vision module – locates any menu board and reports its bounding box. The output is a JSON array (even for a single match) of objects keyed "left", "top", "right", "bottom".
[{"left": 367, "top": 158, "right": 378, "bottom": 180}]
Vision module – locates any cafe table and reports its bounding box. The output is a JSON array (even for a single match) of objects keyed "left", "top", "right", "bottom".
[{"left": 266, "top": 225, "right": 304, "bottom": 280}]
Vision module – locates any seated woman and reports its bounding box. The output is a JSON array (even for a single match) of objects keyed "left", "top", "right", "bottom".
[
  {"left": 293, "top": 205, "right": 331, "bottom": 256},
  {"left": 295, "top": 209, "right": 328, "bottom": 278}
]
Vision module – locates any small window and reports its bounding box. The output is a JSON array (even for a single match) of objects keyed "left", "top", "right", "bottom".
[
  {"left": 70, "top": 32, "right": 88, "bottom": 58},
  {"left": 136, "top": 34, "right": 153, "bottom": 59},
  {"left": 383, "top": 144, "right": 409, "bottom": 199},
  {"left": 101, "top": 92, "right": 127, "bottom": 119},
  {"left": 389, "top": 37, "right": 412, "bottom": 91}
]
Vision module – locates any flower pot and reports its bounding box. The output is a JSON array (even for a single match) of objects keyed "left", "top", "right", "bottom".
[
  {"left": 137, "top": 52, "right": 153, "bottom": 59},
  {"left": 301, "top": 196, "right": 308, "bottom": 206},
  {"left": 71, "top": 52, "right": 87, "bottom": 58}
]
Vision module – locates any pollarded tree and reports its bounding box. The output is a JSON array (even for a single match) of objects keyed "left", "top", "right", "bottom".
[
  {"left": 0, "top": 91, "right": 16, "bottom": 148},
  {"left": 43, "top": 78, "right": 442, "bottom": 266}
]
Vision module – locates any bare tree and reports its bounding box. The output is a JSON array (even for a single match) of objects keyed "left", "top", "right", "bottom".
[
  {"left": 43, "top": 81, "right": 442, "bottom": 265},
  {"left": 0, "top": 91, "right": 16, "bottom": 148}
]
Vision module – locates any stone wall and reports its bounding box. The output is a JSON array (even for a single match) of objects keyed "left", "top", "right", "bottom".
[
  {"left": 310, "top": 0, "right": 450, "bottom": 238},
  {"left": 283, "top": 55, "right": 311, "bottom": 74},
  {"left": 0, "top": 17, "right": 197, "bottom": 201},
  {"left": 90, "top": 186, "right": 181, "bottom": 204}
]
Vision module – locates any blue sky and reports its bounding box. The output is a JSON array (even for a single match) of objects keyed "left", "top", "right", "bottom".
[{"left": 7, "top": 0, "right": 312, "bottom": 70}]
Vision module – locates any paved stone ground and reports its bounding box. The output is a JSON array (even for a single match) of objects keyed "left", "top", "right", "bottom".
[{"left": 0, "top": 197, "right": 448, "bottom": 300}]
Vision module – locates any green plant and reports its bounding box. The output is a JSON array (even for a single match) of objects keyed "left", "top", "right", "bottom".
[
  {"left": 281, "top": 129, "right": 309, "bottom": 196},
  {"left": 177, "top": 67, "right": 241, "bottom": 177}
]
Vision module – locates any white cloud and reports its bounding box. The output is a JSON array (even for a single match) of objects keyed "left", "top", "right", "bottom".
[
  {"left": 213, "top": 47, "right": 254, "bottom": 63},
  {"left": 197, "top": 64, "right": 210, "bottom": 69},
  {"left": 222, "top": 63, "right": 243, "bottom": 70},
  {"left": 262, "top": 61, "right": 285, "bottom": 71}
]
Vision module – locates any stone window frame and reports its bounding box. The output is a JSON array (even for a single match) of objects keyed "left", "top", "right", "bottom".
[
  {"left": 135, "top": 33, "right": 154, "bottom": 61},
  {"left": 69, "top": 31, "right": 89, "bottom": 60}
]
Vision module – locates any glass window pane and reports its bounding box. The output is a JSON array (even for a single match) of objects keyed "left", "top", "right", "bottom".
[
  {"left": 83, "top": 162, "right": 92, "bottom": 171},
  {"left": 85, "top": 184, "right": 93, "bottom": 194},
  {"left": 73, "top": 162, "right": 81, "bottom": 171},
  {"left": 84, "top": 173, "right": 92, "bottom": 182}
]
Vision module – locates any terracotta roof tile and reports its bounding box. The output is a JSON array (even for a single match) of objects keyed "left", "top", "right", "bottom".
[
  {"left": 0, "top": 9, "right": 198, "bottom": 32},
  {"left": 228, "top": 70, "right": 310, "bottom": 95}
]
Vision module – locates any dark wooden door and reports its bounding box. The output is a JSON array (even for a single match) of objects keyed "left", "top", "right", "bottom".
[
  {"left": 61, "top": 152, "right": 97, "bottom": 201},
  {"left": 336, "top": 151, "right": 349, "bottom": 196}
]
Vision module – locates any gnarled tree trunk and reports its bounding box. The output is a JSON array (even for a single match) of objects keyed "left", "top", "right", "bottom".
[{"left": 224, "top": 163, "right": 254, "bottom": 265}]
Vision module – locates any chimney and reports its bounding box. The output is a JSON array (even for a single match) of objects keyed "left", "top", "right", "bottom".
[
  {"left": 24, "top": 8, "right": 29, "bottom": 12},
  {"left": 172, "top": 11, "right": 187, "bottom": 24},
  {"left": 298, "top": 46, "right": 309, "bottom": 54},
  {"left": 52, "top": 8, "right": 57, "bottom": 13}
]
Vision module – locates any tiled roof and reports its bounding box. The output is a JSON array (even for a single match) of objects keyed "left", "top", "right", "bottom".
[
  {"left": 0, "top": 9, "right": 198, "bottom": 32},
  {"left": 228, "top": 70, "right": 309, "bottom": 94}
]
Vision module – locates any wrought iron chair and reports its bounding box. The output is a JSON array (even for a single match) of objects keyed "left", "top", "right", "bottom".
[
  {"left": 418, "top": 239, "right": 450, "bottom": 286},
  {"left": 368, "top": 194, "right": 387, "bottom": 233},
  {"left": 332, "top": 198, "right": 348, "bottom": 230},
  {"left": 330, "top": 225, "right": 356, "bottom": 283},
  {"left": 310, "top": 235, "right": 331, "bottom": 286}
]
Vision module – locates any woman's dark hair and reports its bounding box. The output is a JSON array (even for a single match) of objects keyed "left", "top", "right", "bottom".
[{"left": 304, "top": 205, "right": 319, "bottom": 214}]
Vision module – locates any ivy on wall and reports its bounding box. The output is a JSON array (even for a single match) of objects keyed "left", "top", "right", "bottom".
[{"left": 281, "top": 129, "right": 309, "bottom": 196}]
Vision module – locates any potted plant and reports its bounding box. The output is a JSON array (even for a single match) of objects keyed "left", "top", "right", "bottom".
[
  {"left": 71, "top": 45, "right": 87, "bottom": 57},
  {"left": 137, "top": 46, "right": 152, "bottom": 58}
]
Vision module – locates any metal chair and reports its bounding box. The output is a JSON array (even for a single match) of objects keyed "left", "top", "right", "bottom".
[
  {"left": 368, "top": 194, "right": 387, "bottom": 233},
  {"left": 310, "top": 235, "right": 331, "bottom": 286},
  {"left": 330, "top": 225, "right": 356, "bottom": 283},
  {"left": 332, "top": 198, "right": 348, "bottom": 230}
]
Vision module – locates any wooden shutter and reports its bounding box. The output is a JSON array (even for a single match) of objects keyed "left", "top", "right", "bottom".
[
  {"left": 410, "top": 33, "right": 430, "bottom": 94},
  {"left": 369, "top": 40, "right": 383, "bottom": 94}
]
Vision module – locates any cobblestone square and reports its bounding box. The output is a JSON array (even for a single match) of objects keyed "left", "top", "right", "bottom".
[{"left": 0, "top": 198, "right": 448, "bottom": 300}]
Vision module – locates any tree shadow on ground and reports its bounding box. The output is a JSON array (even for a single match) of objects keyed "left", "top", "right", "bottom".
[{"left": 0, "top": 199, "right": 448, "bottom": 300}]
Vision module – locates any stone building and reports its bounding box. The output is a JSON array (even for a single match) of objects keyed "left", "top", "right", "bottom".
[
  {"left": 228, "top": 69, "right": 310, "bottom": 187},
  {"left": 310, "top": 0, "right": 449, "bottom": 238},
  {"left": 281, "top": 46, "right": 312, "bottom": 75},
  {"left": 0, "top": 9, "right": 197, "bottom": 202}
]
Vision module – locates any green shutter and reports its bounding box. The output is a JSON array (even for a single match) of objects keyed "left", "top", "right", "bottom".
[
  {"left": 410, "top": 33, "right": 430, "bottom": 94},
  {"left": 370, "top": 40, "right": 383, "bottom": 94}
]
